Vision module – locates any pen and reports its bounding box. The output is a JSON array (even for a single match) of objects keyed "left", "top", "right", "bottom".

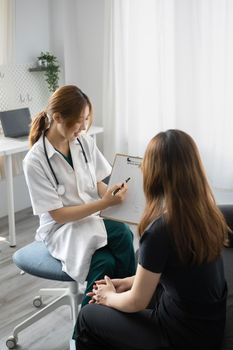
[{"left": 112, "top": 177, "right": 131, "bottom": 196}]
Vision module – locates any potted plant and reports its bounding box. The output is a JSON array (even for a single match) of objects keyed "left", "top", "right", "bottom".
[{"left": 37, "top": 51, "right": 60, "bottom": 92}]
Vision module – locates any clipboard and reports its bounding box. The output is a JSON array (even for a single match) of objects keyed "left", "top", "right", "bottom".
[{"left": 100, "top": 154, "right": 145, "bottom": 225}]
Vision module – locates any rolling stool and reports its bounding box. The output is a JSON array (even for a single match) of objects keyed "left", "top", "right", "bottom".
[{"left": 6, "top": 241, "right": 83, "bottom": 349}]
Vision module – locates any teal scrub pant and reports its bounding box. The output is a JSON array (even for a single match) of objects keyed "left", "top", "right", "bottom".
[{"left": 82, "top": 219, "right": 136, "bottom": 306}]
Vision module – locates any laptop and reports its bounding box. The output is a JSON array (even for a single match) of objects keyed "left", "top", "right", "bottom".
[{"left": 0, "top": 108, "right": 31, "bottom": 138}]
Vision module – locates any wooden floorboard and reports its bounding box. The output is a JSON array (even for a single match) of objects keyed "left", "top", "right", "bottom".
[{"left": 0, "top": 208, "right": 73, "bottom": 350}]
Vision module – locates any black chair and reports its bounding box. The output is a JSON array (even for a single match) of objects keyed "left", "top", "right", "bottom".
[{"left": 219, "top": 205, "right": 233, "bottom": 350}]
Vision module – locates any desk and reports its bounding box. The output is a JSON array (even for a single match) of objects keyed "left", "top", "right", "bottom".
[
  {"left": 0, "top": 136, "right": 29, "bottom": 247},
  {"left": 0, "top": 126, "right": 103, "bottom": 247}
]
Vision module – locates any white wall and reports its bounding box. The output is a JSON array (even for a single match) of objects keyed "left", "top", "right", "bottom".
[
  {"left": 15, "top": 0, "right": 105, "bottom": 129},
  {"left": 49, "top": 0, "right": 65, "bottom": 68},
  {"left": 67, "top": 0, "right": 105, "bottom": 130},
  {"left": 15, "top": 0, "right": 50, "bottom": 64},
  {"left": 49, "top": 0, "right": 105, "bottom": 129}
]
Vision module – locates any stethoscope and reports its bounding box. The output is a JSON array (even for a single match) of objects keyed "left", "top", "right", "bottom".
[{"left": 43, "top": 131, "right": 94, "bottom": 195}]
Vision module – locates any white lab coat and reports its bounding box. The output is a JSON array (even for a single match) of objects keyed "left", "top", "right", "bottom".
[{"left": 23, "top": 133, "right": 112, "bottom": 282}]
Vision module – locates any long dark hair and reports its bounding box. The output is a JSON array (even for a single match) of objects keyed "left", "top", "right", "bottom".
[
  {"left": 138, "top": 129, "right": 229, "bottom": 264},
  {"left": 29, "top": 85, "right": 93, "bottom": 147}
]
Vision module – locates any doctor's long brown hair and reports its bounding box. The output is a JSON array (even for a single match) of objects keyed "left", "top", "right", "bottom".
[
  {"left": 138, "top": 130, "right": 228, "bottom": 264},
  {"left": 29, "top": 85, "right": 93, "bottom": 147}
]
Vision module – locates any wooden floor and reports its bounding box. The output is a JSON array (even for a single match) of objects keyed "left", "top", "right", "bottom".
[{"left": 0, "top": 208, "right": 73, "bottom": 350}]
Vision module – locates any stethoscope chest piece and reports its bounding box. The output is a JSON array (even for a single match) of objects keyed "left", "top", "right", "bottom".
[{"left": 57, "top": 184, "right": 65, "bottom": 196}]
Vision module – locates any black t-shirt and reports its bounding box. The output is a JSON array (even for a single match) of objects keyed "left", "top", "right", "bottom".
[{"left": 139, "top": 217, "right": 227, "bottom": 350}]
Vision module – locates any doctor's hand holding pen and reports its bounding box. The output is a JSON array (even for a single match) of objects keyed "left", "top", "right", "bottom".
[{"left": 101, "top": 181, "right": 129, "bottom": 207}]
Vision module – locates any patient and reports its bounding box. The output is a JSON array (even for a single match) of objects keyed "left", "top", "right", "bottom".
[{"left": 74, "top": 129, "right": 229, "bottom": 350}]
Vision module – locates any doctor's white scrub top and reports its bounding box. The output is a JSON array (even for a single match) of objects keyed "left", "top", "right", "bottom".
[{"left": 23, "top": 133, "right": 112, "bottom": 282}]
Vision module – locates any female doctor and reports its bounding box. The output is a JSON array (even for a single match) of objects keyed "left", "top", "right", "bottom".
[{"left": 23, "top": 85, "right": 135, "bottom": 306}]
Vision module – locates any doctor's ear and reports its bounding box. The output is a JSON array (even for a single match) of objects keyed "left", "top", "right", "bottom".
[{"left": 52, "top": 112, "right": 63, "bottom": 124}]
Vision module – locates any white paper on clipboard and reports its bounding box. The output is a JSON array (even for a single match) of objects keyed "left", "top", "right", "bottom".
[{"left": 100, "top": 154, "right": 146, "bottom": 225}]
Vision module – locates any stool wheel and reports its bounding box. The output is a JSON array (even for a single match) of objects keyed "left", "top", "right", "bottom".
[
  {"left": 33, "top": 296, "right": 43, "bottom": 308},
  {"left": 6, "top": 335, "right": 18, "bottom": 349}
]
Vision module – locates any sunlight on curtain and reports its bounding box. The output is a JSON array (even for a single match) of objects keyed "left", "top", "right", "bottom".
[
  {"left": 103, "top": 0, "right": 233, "bottom": 191},
  {"left": 0, "top": 0, "right": 15, "bottom": 64},
  {"left": 175, "top": 0, "right": 233, "bottom": 191},
  {"left": 103, "top": 0, "right": 175, "bottom": 160}
]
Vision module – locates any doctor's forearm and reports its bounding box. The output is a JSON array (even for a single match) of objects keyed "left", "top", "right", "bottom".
[{"left": 49, "top": 199, "right": 110, "bottom": 224}]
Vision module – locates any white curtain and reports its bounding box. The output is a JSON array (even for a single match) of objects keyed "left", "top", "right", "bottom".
[
  {"left": 103, "top": 0, "right": 233, "bottom": 192},
  {"left": 0, "top": 0, "right": 15, "bottom": 64}
]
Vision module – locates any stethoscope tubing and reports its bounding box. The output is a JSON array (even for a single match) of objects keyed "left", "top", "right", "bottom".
[
  {"left": 76, "top": 138, "right": 88, "bottom": 163},
  {"left": 43, "top": 132, "right": 60, "bottom": 186}
]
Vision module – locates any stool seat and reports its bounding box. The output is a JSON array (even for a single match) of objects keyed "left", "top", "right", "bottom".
[{"left": 13, "top": 241, "right": 74, "bottom": 282}]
